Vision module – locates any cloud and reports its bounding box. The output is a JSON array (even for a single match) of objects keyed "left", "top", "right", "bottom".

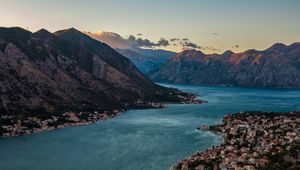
[
  {"left": 85, "top": 31, "right": 217, "bottom": 52},
  {"left": 178, "top": 38, "right": 201, "bottom": 49},
  {"left": 157, "top": 38, "right": 170, "bottom": 47},
  {"left": 201, "top": 46, "right": 221, "bottom": 51},
  {"left": 183, "top": 41, "right": 201, "bottom": 49},
  {"left": 232, "top": 44, "right": 240, "bottom": 48},
  {"left": 177, "top": 38, "right": 220, "bottom": 51},
  {"left": 134, "top": 37, "right": 157, "bottom": 48},
  {"left": 85, "top": 31, "right": 132, "bottom": 49},
  {"left": 163, "top": 37, "right": 206, "bottom": 50},
  {"left": 170, "top": 38, "right": 180, "bottom": 42},
  {"left": 86, "top": 31, "right": 171, "bottom": 49},
  {"left": 128, "top": 36, "right": 170, "bottom": 48}
]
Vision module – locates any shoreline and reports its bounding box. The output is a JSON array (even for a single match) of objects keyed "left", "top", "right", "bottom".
[
  {"left": 0, "top": 97, "right": 206, "bottom": 138},
  {"left": 0, "top": 109, "right": 124, "bottom": 138},
  {"left": 172, "top": 111, "right": 300, "bottom": 170}
]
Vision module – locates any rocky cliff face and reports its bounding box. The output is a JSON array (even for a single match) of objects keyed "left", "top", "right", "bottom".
[
  {"left": 151, "top": 43, "right": 300, "bottom": 88},
  {"left": 0, "top": 27, "right": 192, "bottom": 117}
]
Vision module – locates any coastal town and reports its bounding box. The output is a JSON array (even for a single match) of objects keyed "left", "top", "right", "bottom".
[
  {"left": 173, "top": 111, "right": 300, "bottom": 170},
  {"left": 0, "top": 95, "right": 205, "bottom": 138},
  {"left": 0, "top": 109, "right": 125, "bottom": 137}
]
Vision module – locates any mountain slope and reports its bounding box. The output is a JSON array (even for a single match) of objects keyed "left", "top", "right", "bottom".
[
  {"left": 0, "top": 27, "right": 196, "bottom": 118},
  {"left": 151, "top": 43, "right": 300, "bottom": 88}
]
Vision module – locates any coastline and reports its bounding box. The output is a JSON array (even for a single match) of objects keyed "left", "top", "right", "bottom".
[
  {"left": 0, "top": 96, "right": 206, "bottom": 138},
  {"left": 172, "top": 111, "right": 300, "bottom": 170},
  {"left": 0, "top": 109, "right": 124, "bottom": 138}
]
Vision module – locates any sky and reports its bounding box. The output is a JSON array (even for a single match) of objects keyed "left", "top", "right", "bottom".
[{"left": 1, "top": 0, "right": 300, "bottom": 53}]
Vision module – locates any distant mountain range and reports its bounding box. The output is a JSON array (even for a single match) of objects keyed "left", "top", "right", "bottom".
[
  {"left": 151, "top": 43, "right": 300, "bottom": 88},
  {"left": 0, "top": 27, "right": 193, "bottom": 117},
  {"left": 116, "top": 48, "right": 175, "bottom": 75}
]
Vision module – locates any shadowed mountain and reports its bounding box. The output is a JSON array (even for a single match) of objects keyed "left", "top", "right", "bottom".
[
  {"left": 151, "top": 43, "right": 300, "bottom": 88},
  {"left": 0, "top": 27, "right": 194, "bottom": 117}
]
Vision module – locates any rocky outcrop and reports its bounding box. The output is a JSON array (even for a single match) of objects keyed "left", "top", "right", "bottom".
[{"left": 151, "top": 43, "right": 300, "bottom": 88}]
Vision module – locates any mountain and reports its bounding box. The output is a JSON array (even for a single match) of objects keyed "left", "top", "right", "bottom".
[
  {"left": 0, "top": 27, "right": 197, "bottom": 119},
  {"left": 132, "top": 48, "right": 175, "bottom": 59},
  {"left": 151, "top": 43, "right": 300, "bottom": 88},
  {"left": 116, "top": 48, "right": 175, "bottom": 75}
]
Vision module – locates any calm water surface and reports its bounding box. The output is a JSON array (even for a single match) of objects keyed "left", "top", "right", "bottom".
[{"left": 1, "top": 84, "right": 300, "bottom": 170}]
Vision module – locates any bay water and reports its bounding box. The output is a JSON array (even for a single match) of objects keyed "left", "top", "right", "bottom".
[{"left": 0, "top": 84, "right": 299, "bottom": 170}]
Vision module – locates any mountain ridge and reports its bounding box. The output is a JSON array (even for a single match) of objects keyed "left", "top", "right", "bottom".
[{"left": 151, "top": 42, "right": 300, "bottom": 88}]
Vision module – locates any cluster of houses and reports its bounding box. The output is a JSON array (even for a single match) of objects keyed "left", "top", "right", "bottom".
[
  {"left": 0, "top": 109, "right": 124, "bottom": 137},
  {"left": 132, "top": 96, "right": 206, "bottom": 109},
  {"left": 132, "top": 99, "right": 167, "bottom": 108},
  {"left": 174, "top": 111, "right": 300, "bottom": 170}
]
